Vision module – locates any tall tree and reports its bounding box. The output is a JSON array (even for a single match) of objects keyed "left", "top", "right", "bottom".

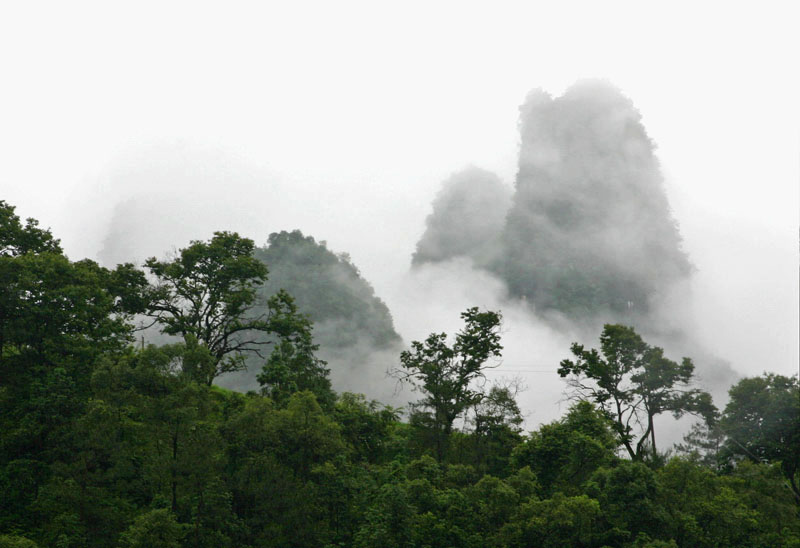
[
  {"left": 468, "top": 384, "right": 524, "bottom": 476},
  {"left": 720, "top": 373, "right": 800, "bottom": 504},
  {"left": 143, "top": 231, "right": 270, "bottom": 385},
  {"left": 0, "top": 201, "right": 147, "bottom": 534},
  {"left": 558, "top": 324, "right": 716, "bottom": 460},
  {"left": 394, "top": 308, "right": 503, "bottom": 461},
  {"left": 257, "top": 290, "right": 334, "bottom": 409}
]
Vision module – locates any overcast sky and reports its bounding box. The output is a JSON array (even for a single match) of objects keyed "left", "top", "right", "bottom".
[{"left": 2, "top": 1, "right": 798, "bottom": 384}]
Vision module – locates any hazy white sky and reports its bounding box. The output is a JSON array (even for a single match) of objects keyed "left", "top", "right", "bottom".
[{"left": 1, "top": 1, "right": 798, "bottom": 380}]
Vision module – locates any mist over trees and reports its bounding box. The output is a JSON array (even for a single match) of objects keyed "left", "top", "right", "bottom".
[
  {"left": 0, "top": 81, "right": 793, "bottom": 548},
  {"left": 217, "top": 230, "right": 403, "bottom": 395},
  {"left": 93, "top": 145, "right": 289, "bottom": 269},
  {"left": 1, "top": 200, "right": 798, "bottom": 547},
  {"left": 255, "top": 231, "right": 401, "bottom": 351}
]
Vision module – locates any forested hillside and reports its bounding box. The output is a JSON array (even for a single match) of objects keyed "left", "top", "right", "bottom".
[
  {"left": 254, "top": 230, "right": 401, "bottom": 351},
  {"left": 1, "top": 200, "right": 798, "bottom": 547},
  {"left": 217, "top": 230, "right": 402, "bottom": 394}
]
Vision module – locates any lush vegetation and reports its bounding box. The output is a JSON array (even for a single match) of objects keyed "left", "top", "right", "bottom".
[
  {"left": 254, "top": 230, "right": 401, "bottom": 351},
  {"left": 1, "top": 200, "right": 798, "bottom": 547},
  {"left": 216, "top": 230, "right": 403, "bottom": 391}
]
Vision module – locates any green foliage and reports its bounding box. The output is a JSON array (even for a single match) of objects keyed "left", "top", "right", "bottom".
[
  {"left": 144, "top": 231, "right": 270, "bottom": 385},
  {"left": 468, "top": 475, "right": 521, "bottom": 529},
  {"left": 273, "top": 391, "right": 346, "bottom": 478},
  {"left": 118, "top": 509, "right": 185, "bottom": 548},
  {"left": 1, "top": 202, "right": 795, "bottom": 548},
  {"left": 220, "top": 392, "right": 346, "bottom": 546},
  {"left": 396, "top": 308, "right": 503, "bottom": 461},
  {"left": 72, "top": 346, "right": 238, "bottom": 545},
  {"left": 0, "top": 200, "right": 61, "bottom": 257},
  {"left": 462, "top": 385, "right": 524, "bottom": 476},
  {"left": 559, "top": 324, "right": 716, "bottom": 460},
  {"left": 586, "top": 461, "right": 668, "bottom": 545},
  {"left": 630, "top": 535, "right": 679, "bottom": 548},
  {"left": 720, "top": 373, "right": 800, "bottom": 503},
  {"left": 656, "top": 458, "right": 775, "bottom": 547},
  {"left": 513, "top": 401, "right": 618, "bottom": 496},
  {"left": 353, "top": 483, "right": 416, "bottom": 548},
  {"left": 0, "top": 205, "right": 146, "bottom": 536},
  {"left": 257, "top": 290, "right": 334, "bottom": 409},
  {"left": 334, "top": 393, "right": 399, "bottom": 463},
  {"left": 255, "top": 230, "right": 401, "bottom": 350},
  {"left": 0, "top": 535, "right": 39, "bottom": 548},
  {"left": 500, "top": 493, "right": 602, "bottom": 548}
]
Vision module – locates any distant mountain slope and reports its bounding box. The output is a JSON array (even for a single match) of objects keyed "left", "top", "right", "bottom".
[
  {"left": 218, "top": 230, "right": 403, "bottom": 394},
  {"left": 255, "top": 230, "right": 402, "bottom": 350}
]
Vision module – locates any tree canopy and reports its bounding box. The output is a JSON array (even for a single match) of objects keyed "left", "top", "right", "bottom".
[
  {"left": 558, "top": 324, "right": 716, "bottom": 460},
  {"left": 394, "top": 308, "right": 503, "bottom": 461},
  {"left": 257, "top": 290, "right": 334, "bottom": 409},
  {"left": 0, "top": 200, "right": 62, "bottom": 257},
  {"left": 720, "top": 373, "right": 800, "bottom": 503},
  {"left": 143, "top": 231, "right": 271, "bottom": 385},
  {"left": 2, "top": 201, "right": 798, "bottom": 548}
]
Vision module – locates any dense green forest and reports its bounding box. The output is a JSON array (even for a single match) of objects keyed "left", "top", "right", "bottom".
[{"left": 1, "top": 200, "right": 798, "bottom": 547}]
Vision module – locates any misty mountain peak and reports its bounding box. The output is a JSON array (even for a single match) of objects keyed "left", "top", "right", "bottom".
[
  {"left": 505, "top": 81, "right": 691, "bottom": 318},
  {"left": 412, "top": 166, "right": 512, "bottom": 268},
  {"left": 413, "top": 81, "right": 691, "bottom": 320}
]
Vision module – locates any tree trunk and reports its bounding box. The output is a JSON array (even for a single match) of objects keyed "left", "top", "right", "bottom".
[
  {"left": 171, "top": 431, "right": 179, "bottom": 513},
  {"left": 649, "top": 415, "right": 657, "bottom": 458}
]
